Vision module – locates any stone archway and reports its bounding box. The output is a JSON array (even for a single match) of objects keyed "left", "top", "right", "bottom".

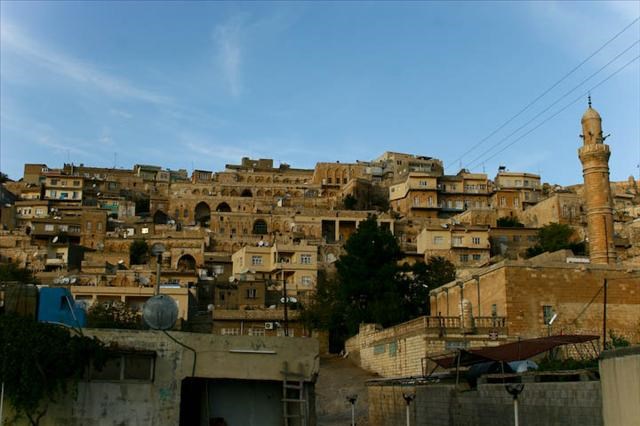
[
  {"left": 216, "top": 202, "right": 232, "bottom": 212},
  {"left": 195, "top": 201, "right": 211, "bottom": 227},
  {"left": 177, "top": 254, "right": 196, "bottom": 271}
]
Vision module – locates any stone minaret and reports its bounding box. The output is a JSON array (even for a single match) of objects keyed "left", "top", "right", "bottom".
[{"left": 578, "top": 98, "right": 616, "bottom": 264}]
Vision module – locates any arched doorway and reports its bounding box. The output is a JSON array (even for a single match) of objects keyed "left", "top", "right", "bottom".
[
  {"left": 177, "top": 254, "right": 196, "bottom": 271},
  {"left": 153, "top": 210, "right": 168, "bottom": 224},
  {"left": 241, "top": 189, "right": 253, "bottom": 197},
  {"left": 194, "top": 202, "right": 211, "bottom": 227},
  {"left": 215, "top": 202, "right": 231, "bottom": 212}
]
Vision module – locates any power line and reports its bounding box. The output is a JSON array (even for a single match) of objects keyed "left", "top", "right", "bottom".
[
  {"left": 464, "top": 39, "right": 640, "bottom": 169},
  {"left": 447, "top": 16, "right": 640, "bottom": 170},
  {"left": 466, "top": 54, "right": 640, "bottom": 169}
]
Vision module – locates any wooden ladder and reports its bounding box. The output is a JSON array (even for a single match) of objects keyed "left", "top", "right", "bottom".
[{"left": 282, "top": 361, "right": 308, "bottom": 426}]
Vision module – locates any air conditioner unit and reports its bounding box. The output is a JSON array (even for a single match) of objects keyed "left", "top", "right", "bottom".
[{"left": 264, "top": 322, "right": 274, "bottom": 330}]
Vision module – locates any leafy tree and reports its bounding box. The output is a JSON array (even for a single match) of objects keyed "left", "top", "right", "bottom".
[
  {"left": 129, "top": 239, "right": 149, "bottom": 265},
  {"left": 400, "top": 257, "right": 457, "bottom": 317},
  {"left": 0, "top": 315, "right": 106, "bottom": 425},
  {"left": 302, "top": 217, "right": 456, "bottom": 350},
  {"left": 0, "top": 263, "right": 38, "bottom": 283},
  {"left": 526, "top": 223, "right": 585, "bottom": 258},
  {"left": 336, "top": 216, "right": 404, "bottom": 334},
  {"left": 86, "top": 301, "right": 142, "bottom": 329},
  {"left": 605, "top": 330, "right": 630, "bottom": 350},
  {"left": 497, "top": 216, "right": 524, "bottom": 228},
  {"left": 0, "top": 171, "right": 10, "bottom": 183}
]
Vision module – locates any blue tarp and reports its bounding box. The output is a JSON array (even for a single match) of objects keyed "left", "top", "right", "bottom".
[{"left": 37, "top": 287, "right": 87, "bottom": 328}]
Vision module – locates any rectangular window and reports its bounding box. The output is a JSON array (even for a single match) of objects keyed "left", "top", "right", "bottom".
[
  {"left": 543, "top": 305, "right": 554, "bottom": 325},
  {"left": 472, "top": 254, "right": 481, "bottom": 261},
  {"left": 59, "top": 225, "right": 68, "bottom": 232},
  {"left": 433, "top": 236, "right": 444, "bottom": 245},
  {"left": 73, "top": 180, "right": 81, "bottom": 186},
  {"left": 453, "top": 236, "right": 463, "bottom": 246},
  {"left": 472, "top": 237, "right": 481, "bottom": 245},
  {"left": 35, "top": 208, "right": 44, "bottom": 215},
  {"left": 513, "top": 235, "right": 521, "bottom": 242},
  {"left": 500, "top": 197, "right": 506, "bottom": 207},
  {"left": 221, "top": 328, "right": 240, "bottom": 336},
  {"left": 301, "top": 276, "right": 312, "bottom": 286},
  {"left": 44, "top": 224, "right": 54, "bottom": 231},
  {"left": 248, "top": 328, "right": 265, "bottom": 336},
  {"left": 460, "top": 254, "right": 469, "bottom": 262},
  {"left": 251, "top": 256, "right": 263, "bottom": 265},
  {"left": 246, "top": 288, "right": 257, "bottom": 299},
  {"left": 300, "top": 254, "right": 312, "bottom": 264},
  {"left": 86, "top": 222, "right": 92, "bottom": 231}
]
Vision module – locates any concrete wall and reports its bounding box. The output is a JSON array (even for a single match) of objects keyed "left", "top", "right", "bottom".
[
  {"left": 599, "top": 346, "right": 640, "bottom": 426},
  {"left": 368, "top": 381, "right": 603, "bottom": 426},
  {"left": 4, "top": 329, "right": 319, "bottom": 426}
]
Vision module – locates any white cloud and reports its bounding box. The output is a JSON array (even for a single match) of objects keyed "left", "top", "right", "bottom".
[
  {"left": 0, "top": 21, "right": 172, "bottom": 105},
  {"left": 214, "top": 18, "right": 244, "bottom": 98}
]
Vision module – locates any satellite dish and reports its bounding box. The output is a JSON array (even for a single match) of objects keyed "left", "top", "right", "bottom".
[
  {"left": 207, "top": 304, "right": 214, "bottom": 312},
  {"left": 118, "top": 259, "right": 124, "bottom": 265},
  {"left": 142, "top": 295, "right": 178, "bottom": 330},
  {"left": 280, "top": 296, "right": 298, "bottom": 304},
  {"left": 70, "top": 277, "right": 77, "bottom": 284},
  {"left": 52, "top": 236, "right": 59, "bottom": 243},
  {"left": 151, "top": 243, "right": 166, "bottom": 256},
  {"left": 139, "top": 276, "right": 150, "bottom": 285}
]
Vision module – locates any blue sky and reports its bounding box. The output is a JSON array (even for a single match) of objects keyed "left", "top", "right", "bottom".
[{"left": 1, "top": 1, "right": 639, "bottom": 185}]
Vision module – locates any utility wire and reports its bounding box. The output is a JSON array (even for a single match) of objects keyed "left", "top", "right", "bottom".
[
  {"left": 464, "top": 39, "right": 640, "bottom": 169},
  {"left": 466, "top": 54, "right": 640, "bottom": 169},
  {"left": 447, "top": 16, "right": 640, "bottom": 170}
]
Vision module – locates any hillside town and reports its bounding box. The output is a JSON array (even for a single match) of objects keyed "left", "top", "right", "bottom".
[{"left": 1, "top": 104, "right": 639, "bottom": 425}]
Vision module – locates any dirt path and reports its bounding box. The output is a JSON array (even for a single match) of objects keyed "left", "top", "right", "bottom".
[{"left": 315, "top": 355, "right": 379, "bottom": 426}]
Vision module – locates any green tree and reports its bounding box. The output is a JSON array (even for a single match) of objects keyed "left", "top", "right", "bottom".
[
  {"left": 497, "top": 216, "right": 524, "bottom": 228},
  {"left": 86, "top": 301, "right": 142, "bottom": 329},
  {"left": 0, "top": 315, "right": 105, "bottom": 425},
  {"left": 303, "top": 217, "right": 457, "bottom": 351},
  {"left": 336, "top": 216, "right": 404, "bottom": 334},
  {"left": 400, "top": 256, "right": 457, "bottom": 317},
  {"left": 129, "top": 239, "right": 149, "bottom": 265},
  {"left": 526, "top": 223, "right": 585, "bottom": 258}
]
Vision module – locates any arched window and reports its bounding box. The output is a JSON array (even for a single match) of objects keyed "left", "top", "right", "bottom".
[
  {"left": 216, "top": 202, "right": 231, "bottom": 212},
  {"left": 195, "top": 202, "right": 211, "bottom": 226},
  {"left": 177, "top": 254, "right": 196, "bottom": 271},
  {"left": 153, "top": 210, "right": 168, "bottom": 224},
  {"left": 241, "top": 189, "right": 253, "bottom": 197},
  {"left": 252, "top": 219, "right": 268, "bottom": 235}
]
